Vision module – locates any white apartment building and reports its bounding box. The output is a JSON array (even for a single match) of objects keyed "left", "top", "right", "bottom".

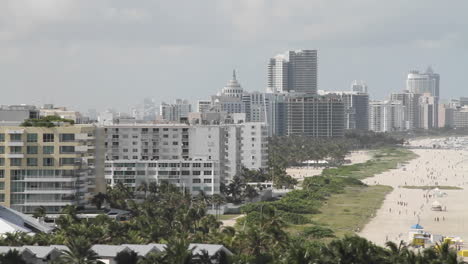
[
  {"left": 418, "top": 94, "right": 439, "bottom": 129},
  {"left": 105, "top": 160, "right": 220, "bottom": 195},
  {"left": 103, "top": 123, "right": 268, "bottom": 194},
  {"left": 160, "top": 99, "right": 192, "bottom": 122},
  {"left": 369, "top": 101, "right": 406, "bottom": 132}
]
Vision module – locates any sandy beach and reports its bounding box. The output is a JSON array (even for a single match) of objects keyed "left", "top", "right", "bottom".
[
  {"left": 359, "top": 137, "right": 468, "bottom": 248},
  {"left": 287, "top": 151, "right": 372, "bottom": 181}
]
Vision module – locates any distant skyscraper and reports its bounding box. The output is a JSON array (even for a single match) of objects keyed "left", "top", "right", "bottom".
[
  {"left": 267, "top": 50, "right": 318, "bottom": 94},
  {"left": 351, "top": 80, "right": 368, "bottom": 93},
  {"left": 267, "top": 55, "right": 289, "bottom": 93},
  {"left": 406, "top": 67, "right": 440, "bottom": 97},
  {"left": 288, "top": 50, "right": 318, "bottom": 93}
]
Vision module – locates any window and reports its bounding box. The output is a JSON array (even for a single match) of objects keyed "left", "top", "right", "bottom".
[
  {"left": 60, "top": 133, "right": 75, "bottom": 142},
  {"left": 203, "top": 163, "right": 212, "bottom": 168},
  {"left": 204, "top": 171, "right": 212, "bottom": 175},
  {"left": 192, "top": 179, "right": 201, "bottom": 183},
  {"left": 10, "top": 158, "right": 22, "bottom": 166},
  {"left": 0, "top": 194, "right": 4, "bottom": 203},
  {"left": 60, "top": 146, "right": 75, "bottom": 154},
  {"left": 133, "top": 149, "right": 138, "bottom": 152},
  {"left": 0, "top": 182, "right": 4, "bottom": 191},
  {"left": 193, "top": 171, "right": 201, "bottom": 176},
  {"left": 182, "top": 163, "right": 190, "bottom": 168},
  {"left": 123, "top": 149, "right": 128, "bottom": 153},
  {"left": 0, "top": 158, "right": 4, "bottom": 166},
  {"left": 10, "top": 134, "right": 22, "bottom": 142},
  {"left": 0, "top": 134, "right": 4, "bottom": 142},
  {"left": 203, "top": 179, "right": 212, "bottom": 183},
  {"left": 60, "top": 158, "right": 75, "bottom": 165},
  {"left": 43, "top": 158, "right": 54, "bottom": 166},
  {"left": 10, "top": 146, "right": 22, "bottom": 154},
  {"left": 27, "top": 158, "right": 38, "bottom": 166},
  {"left": 163, "top": 134, "right": 169, "bottom": 138},
  {"left": 27, "top": 146, "right": 38, "bottom": 154},
  {"left": 43, "top": 134, "right": 54, "bottom": 142},
  {"left": 27, "top": 133, "right": 38, "bottom": 142},
  {"left": 0, "top": 146, "right": 4, "bottom": 154},
  {"left": 181, "top": 171, "right": 190, "bottom": 175},
  {"left": 193, "top": 163, "right": 201, "bottom": 167},
  {"left": 0, "top": 170, "right": 4, "bottom": 178},
  {"left": 172, "top": 142, "right": 178, "bottom": 145},
  {"left": 43, "top": 146, "right": 54, "bottom": 154}
]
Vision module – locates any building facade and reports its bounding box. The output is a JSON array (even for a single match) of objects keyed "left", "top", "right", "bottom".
[
  {"left": 285, "top": 94, "right": 345, "bottom": 137},
  {"left": 0, "top": 125, "right": 103, "bottom": 213},
  {"left": 103, "top": 123, "right": 268, "bottom": 194},
  {"left": 369, "top": 101, "right": 406, "bottom": 132}
]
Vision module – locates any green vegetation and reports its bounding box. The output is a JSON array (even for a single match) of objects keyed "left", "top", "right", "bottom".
[
  {"left": 322, "top": 148, "right": 417, "bottom": 180},
  {"left": 308, "top": 185, "right": 393, "bottom": 238},
  {"left": 20, "top": 115, "right": 75, "bottom": 127},
  {"left": 242, "top": 147, "right": 417, "bottom": 242},
  {"left": 401, "top": 185, "right": 463, "bottom": 190}
]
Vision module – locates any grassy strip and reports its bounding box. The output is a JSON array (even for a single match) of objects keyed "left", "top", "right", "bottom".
[
  {"left": 321, "top": 148, "right": 418, "bottom": 180},
  {"left": 401, "top": 185, "right": 463, "bottom": 190},
  {"left": 288, "top": 185, "right": 393, "bottom": 239}
]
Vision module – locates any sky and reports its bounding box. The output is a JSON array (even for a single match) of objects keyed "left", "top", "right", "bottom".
[{"left": 1, "top": 0, "right": 468, "bottom": 112}]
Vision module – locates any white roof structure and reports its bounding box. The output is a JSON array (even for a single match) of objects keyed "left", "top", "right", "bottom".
[{"left": 0, "top": 206, "right": 53, "bottom": 235}]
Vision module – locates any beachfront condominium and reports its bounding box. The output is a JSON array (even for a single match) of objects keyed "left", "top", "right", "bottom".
[
  {"left": 285, "top": 93, "right": 345, "bottom": 137},
  {"left": 369, "top": 100, "right": 406, "bottom": 132},
  {"left": 390, "top": 91, "right": 421, "bottom": 130},
  {"left": 0, "top": 124, "right": 105, "bottom": 213},
  {"left": 319, "top": 91, "right": 369, "bottom": 131},
  {"left": 103, "top": 122, "right": 268, "bottom": 194},
  {"left": 406, "top": 67, "right": 440, "bottom": 97},
  {"left": 267, "top": 50, "right": 318, "bottom": 93}
]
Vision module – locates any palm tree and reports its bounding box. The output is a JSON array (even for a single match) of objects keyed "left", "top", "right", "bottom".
[
  {"left": 115, "top": 250, "right": 139, "bottom": 264},
  {"left": 211, "top": 194, "right": 225, "bottom": 219},
  {"left": 33, "top": 206, "right": 47, "bottom": 219},
  {"left": 385, "top": 240, "right": 409, "bottom": 263},
  {"left": 91, "top": 192, "right": 107, "bottom": 210},
  {"left": 0, "top": 249, "right": 27, "bottom": 264},
  {"left": 58, "top": 236, "right": 103, "bottom": 264},
  {"left": 163, "top": 236, "right": 194, "bottom": 264}
]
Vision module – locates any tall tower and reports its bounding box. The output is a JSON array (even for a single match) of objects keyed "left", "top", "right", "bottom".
[
  {"left": 267, "top": 55, "right": 289, "bottom": 93},
  {"left": 288, "top": 50, "right": 318, "bottom": 93},
  {"left": 406, "top": 67, "right": 439, "bottom": 97}
]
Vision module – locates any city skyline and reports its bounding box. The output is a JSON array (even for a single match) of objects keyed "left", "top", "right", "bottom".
[{"left": 1, "top": 1, "right": 468, "bottom": 111}]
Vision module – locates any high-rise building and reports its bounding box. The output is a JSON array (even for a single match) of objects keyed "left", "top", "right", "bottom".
[
  {"left": 438, "top": 104, "right": 454, "bottom": 128},
  {"left": 267, "top": 50, "right": 318, "bottom": 93},
  {"left": 369, "top": 100, "right": 406, "bottom": 132},
  {"left": 285, "top": 93, "right": 344, "bottom": 137},
  {"left": 267, "top": 55, "right": 289, "bottom": 93},
  {"left": 390, "top": 91, "right": 421, "bottom": 130},
  {"left": 197, "top": 100, "right": 211, "bottom": 113},
  {"left": 288, "top": 50, "right": 318, "bottom": 93},
  {"left": 418, "top": 93, "right": 439, "bottom": 129},
  {"left": 319, "top": 91, "right": 369, "bottom": 131},
  {"left": 211, "top": 71, "right": 246, "bottom": 115},
  {"left": 453, "top": 107, "right": 468, "bottom": 128},
  {"left": 406, "top": 67, "right": 440, "bottom": 97},
  {"left": 0, "top": 124, "right": 104, "bottom": 213},
  {"left": 103, "top": 122, "right": 268, "bottom": 194},
  {"left": 351, "top": 80, "right": 368, "bottom": 93},
  {"left": 160, "top": 99, "right": 192, "bottom": 122}
]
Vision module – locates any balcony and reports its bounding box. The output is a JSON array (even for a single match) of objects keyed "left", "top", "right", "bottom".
[
  {"left": 7, "top": 142, "right": 24, "bottom": 147},
  {"left": 7, "top": 153, "right": 24, "bottom": 158},
  {"left": 7, "top": 129, "right": 24, "bottom": 134}
]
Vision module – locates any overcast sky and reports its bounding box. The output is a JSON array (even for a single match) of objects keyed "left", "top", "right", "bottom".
[{"left": 1, "top": 0, "right": 467, "bottom": 112}]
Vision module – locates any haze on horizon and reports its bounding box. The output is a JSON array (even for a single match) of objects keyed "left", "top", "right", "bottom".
[{"left": 0, "top": 0, "right": 467, "bottom": 112}]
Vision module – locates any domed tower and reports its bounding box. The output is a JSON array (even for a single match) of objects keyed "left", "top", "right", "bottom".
[{"left": 221, "top": 70, "right": 244, "bottom": 98}]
